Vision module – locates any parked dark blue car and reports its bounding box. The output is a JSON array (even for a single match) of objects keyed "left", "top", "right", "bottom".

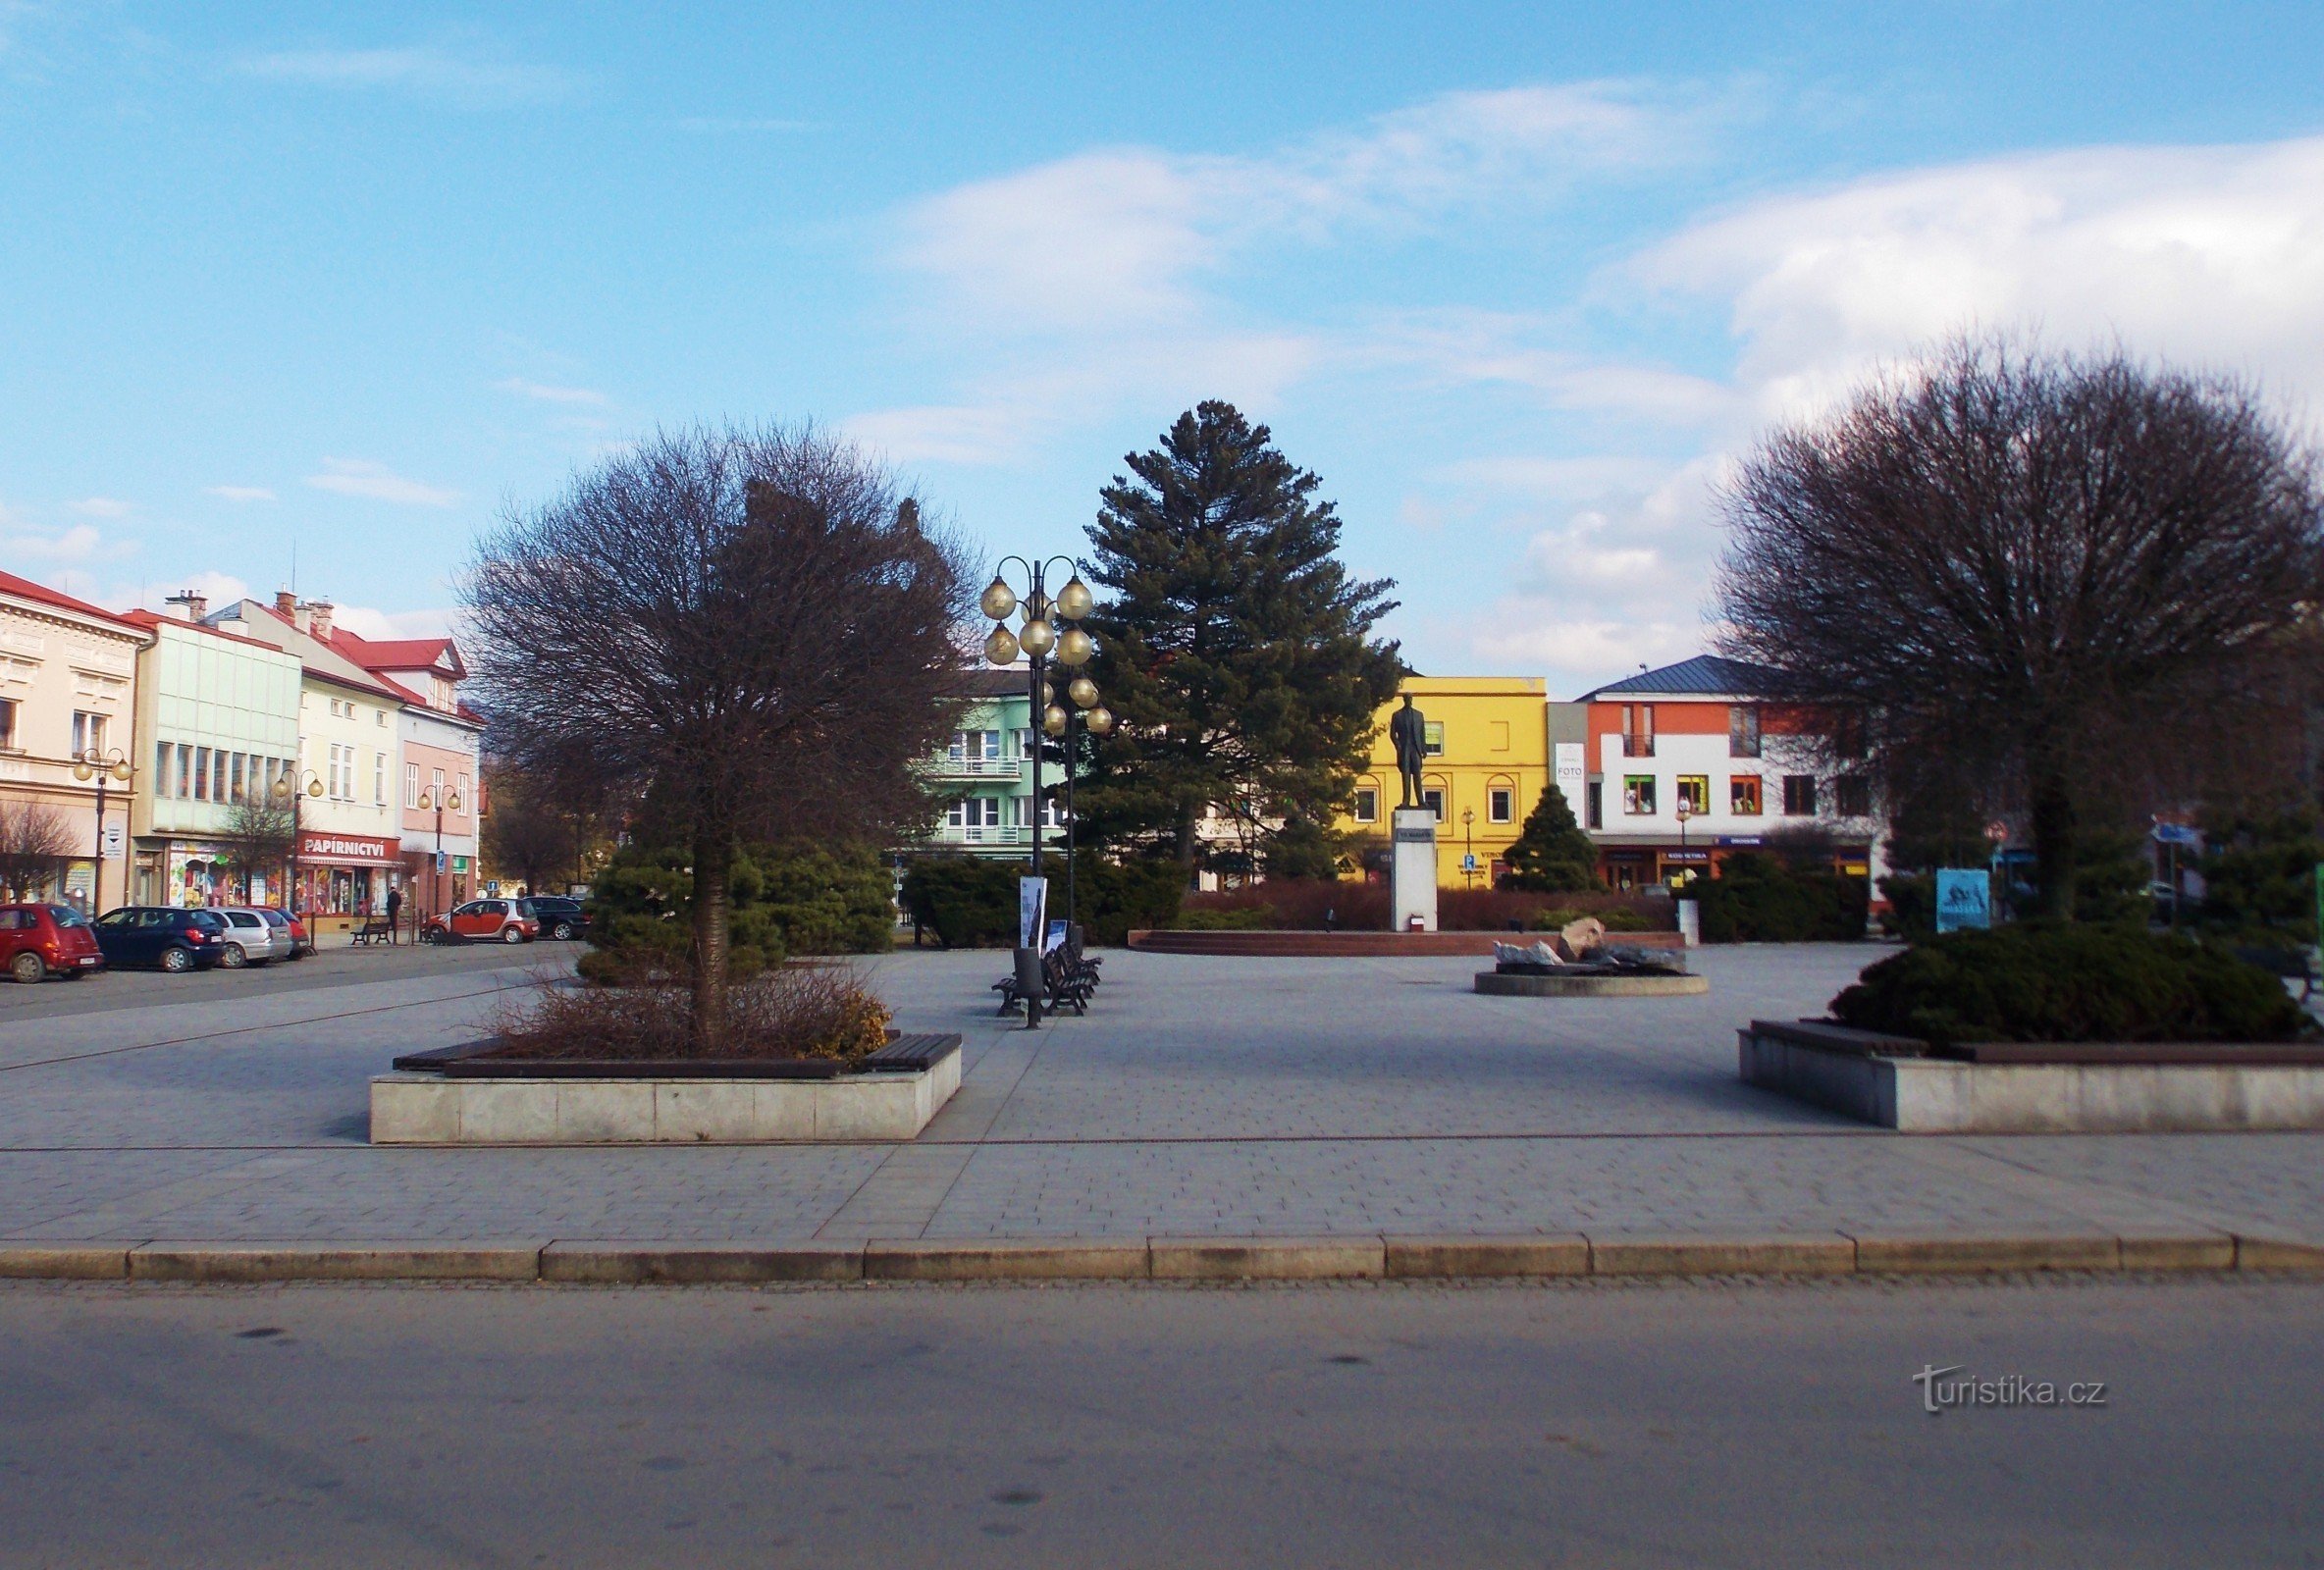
[{"left": 91, "top": 907, "right": 229, "bottom": 972}]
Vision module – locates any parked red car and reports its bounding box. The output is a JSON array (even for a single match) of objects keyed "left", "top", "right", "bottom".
[
  {"left": 420, "top": 898, "right": 539, "bottom": 945},
  {"left": 0, "top": 903, "right": 107, "bottom": 983}
]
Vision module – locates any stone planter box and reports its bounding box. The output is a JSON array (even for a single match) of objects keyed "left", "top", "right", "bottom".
[
  {"left": 1739, "top": 1019, "right": 2324, "bottom": 1132},
  {"left": 1474, "top": 969, "right": 1708, "bottom": 997},
  {"left": 370, "top": 1033, "right": 962, "bottom": 1145}
]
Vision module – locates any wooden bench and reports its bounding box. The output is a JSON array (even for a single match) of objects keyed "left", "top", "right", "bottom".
[{"left": 349, "top": 917, "right": 396, "bottom": 947}]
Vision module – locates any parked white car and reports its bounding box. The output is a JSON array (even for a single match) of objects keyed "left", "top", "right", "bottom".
[{"left": 213, "top": 907, "right": 283, "bottom": 968}]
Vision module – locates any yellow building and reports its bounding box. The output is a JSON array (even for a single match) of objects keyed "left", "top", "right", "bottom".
[{"left": 1340, "top": 676, "right": 1548, "bottom": 888}]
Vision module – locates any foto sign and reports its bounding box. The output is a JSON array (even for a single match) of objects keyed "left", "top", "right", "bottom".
[{"left": 1935, "top": 868, "right": 1991, "bottom": 932}]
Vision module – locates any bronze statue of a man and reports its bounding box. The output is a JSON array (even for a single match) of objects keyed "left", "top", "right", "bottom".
[{"left": 1389, "top": 693, "right": 1427, "bottom": 810}]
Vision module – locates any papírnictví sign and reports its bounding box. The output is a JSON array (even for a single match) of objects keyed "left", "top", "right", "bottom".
[{"left": 299, "top": 832, "right": 399, "bottom": 864}]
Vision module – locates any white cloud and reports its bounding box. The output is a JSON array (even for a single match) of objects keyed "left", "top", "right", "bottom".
[
  {"left": 330, "top": 602, "right": 456, "bottom": 642},
  {"left": 205, "top": 485, "right": 278, "bottom": 502},
  {"left": 1636, "top": 134, "right": 2324, "bottom": 422},
  {"left": 236, "top": 45, "right": 574, "bottom": 107},
  {"left": 496, "top": 377, "right": 607, "bottom": 406},
  {"left": 856, "top": 81, "right": 1708, "bottom": 463},
  {"left": 3, "top": 523, "right": 105, "bottom": 562},
  {"left": 69, "top": 497, "right": 131, "bottom": 517},
  {"left": 304, "top": 458, "right": 458, "bottom": 507},
  {"left": 134, "top": 571, "right": 252, "bottom": 615}
]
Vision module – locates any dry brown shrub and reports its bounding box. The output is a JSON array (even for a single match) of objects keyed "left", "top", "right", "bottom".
[{"left": 481, "top": 964, "right": 892, "bottom": 1064}]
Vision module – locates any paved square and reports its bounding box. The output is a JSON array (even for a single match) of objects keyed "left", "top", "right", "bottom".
[{"left": 1, "top": 941, "right": 2317, "bottom": 1249}]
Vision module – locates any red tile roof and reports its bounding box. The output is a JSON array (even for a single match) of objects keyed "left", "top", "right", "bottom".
[
  {"left": 0, "top": 569, "right": 146, "bottom": 633},
  {"left": 327, "top": 628, "right": 461, "bottom": 674}
]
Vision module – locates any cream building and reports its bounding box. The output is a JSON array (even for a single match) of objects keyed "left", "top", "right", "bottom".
[{"left": 0, "top": 570, "right": 149, "bottom": 911}]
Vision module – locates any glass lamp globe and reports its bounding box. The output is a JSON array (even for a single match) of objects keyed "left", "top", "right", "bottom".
[
  {"left": 1055, "top": 576, "right": 1094, "bottom": 621},
  {"left": 113, "top": 759, "right": 131, "bottom": 781},
  {"left": 73, "top": 759, "right": 93, "bottom": 782},
  {"left": 1085, "top": 706, "right": 1116, "bottom": 736},
  {"left": 983, "top": 625, "right": 1021, "bottom": 665},
  {"left": 1054, "top": 627, "right": 1094, "bottom": 667},
  {"left": 1042, "top": 704, "right": 1069, "bottom": 737},
  {"left": 1068, "top": 675, "right": 1098, "bottom": 709},
  {"left": 1037, "top": 678, "right": 1054, "bottom": 707},
  {"left": 1020, "top": 591, "right": 1051, "bottom": 625},
  {"left": 979, "top": 577, "right": 1018, "bottom": 621},
  {"left": 1020, "top": 617, "right": 1057, "bottom": 657},
  {"left": 272, "top": 778, "right": 290, "bottom": 803},
  {"left": 307, "top": 778, "right": 325, "bottom": 799},
  {"left": 448, "top": 792, "right": 463, "bottom": 812}
]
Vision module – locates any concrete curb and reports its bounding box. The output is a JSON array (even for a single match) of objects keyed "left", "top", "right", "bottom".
[{"left": 3, "top": 1230, "right": 2317, "bottom": 1285}]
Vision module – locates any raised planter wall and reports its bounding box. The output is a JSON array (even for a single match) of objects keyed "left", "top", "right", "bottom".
[
  {"left": 1739, "top": 1020, "right": 2324, "bottom": 1132},
  {"left": 371, "top": 1038, "right": 963, "bottom": 1145}
]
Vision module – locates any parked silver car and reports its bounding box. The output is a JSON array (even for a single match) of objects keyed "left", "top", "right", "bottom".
[{"left": 213, "top": 907, "right": 284, "bottom": 968}]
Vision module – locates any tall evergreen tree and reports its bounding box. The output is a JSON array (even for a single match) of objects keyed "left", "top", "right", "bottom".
[
  {"left": 1501, "top": 783, "right": 1600, "bottom": 892},
  {"left": 1075, "top": 401, "right": 1402, "bottom": 872}
]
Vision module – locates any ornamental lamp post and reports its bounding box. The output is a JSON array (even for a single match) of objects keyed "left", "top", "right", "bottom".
[
  {"left": 1460, "top": 806, "right": 1476, "bottom": 890},
  {"left": 977, "top": 556, "right": 1108, "bottom": 1028},
  {"left": 70, "top": 749, "right": 132, "bottom": 915},
  {"left": 416, "top": 786, "right": 463, "bottom": 922},
  {"left": 1674, "top": 794, "right": 1695, "bottom": 887},
  {"left": 271, "top": 769, "right": 326, "bottom": 916}
]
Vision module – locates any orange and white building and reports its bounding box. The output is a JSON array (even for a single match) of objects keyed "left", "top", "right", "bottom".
[{"left": 1564, "top": 655, "right": 1885, "bottom": 891}]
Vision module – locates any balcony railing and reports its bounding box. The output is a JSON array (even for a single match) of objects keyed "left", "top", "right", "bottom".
[
  {"left": 945, "top": 824, "right": 1025, "bottom": 845},
  {"left": 1622, "top": 734, "right": 1655, "bottom": 758},
  {"left": 928, "top": 756, "right": 1023, "bottom": 779}
]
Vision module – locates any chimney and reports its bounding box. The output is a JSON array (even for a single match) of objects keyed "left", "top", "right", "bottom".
[
  {"left": 164, "top": 590, "right": 207, "bottom": 622},
  {"left": 275, "top": 590, "right": 297, "bottom": 619},
  {"left": 305, "top": 600, "right": 335, "bottom": 642}
]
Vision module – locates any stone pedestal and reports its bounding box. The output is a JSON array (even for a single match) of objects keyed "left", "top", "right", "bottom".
[{"left": 1390, "top": 808, "right": 1439, "bottom": 932}]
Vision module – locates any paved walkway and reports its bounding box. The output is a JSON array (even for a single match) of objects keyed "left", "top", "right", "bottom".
[{"left": 2, "top": 944, "right": 2320, "bottom": 1253}]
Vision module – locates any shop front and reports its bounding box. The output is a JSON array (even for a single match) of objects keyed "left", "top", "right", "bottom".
[
  {"left": 295, "top": 830, "right": 402, "bottom": 919},
  {"left": 135, "top": 840, "right": 279, "bottom": 908}
]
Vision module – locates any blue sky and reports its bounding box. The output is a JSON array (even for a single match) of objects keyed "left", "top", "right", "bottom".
[{"left": 6, "top": 3, "right": 2324, "bottom": 692}]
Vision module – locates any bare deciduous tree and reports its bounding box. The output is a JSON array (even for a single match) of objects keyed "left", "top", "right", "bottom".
[
  {"left": 1717, "top": 336, "right": 2324, "bottom": 917},
  {"left": 481, "top": 761, "right": 616, "bottom": 895},
  {"left": 218, "top": 797, "right": 296, "bottom": 903},
  {"left": 464, "top": 425, "right": 970, "bottom": 1047},
  {"left": 0, "top": 799, "right": 76, "bottom": 902}
]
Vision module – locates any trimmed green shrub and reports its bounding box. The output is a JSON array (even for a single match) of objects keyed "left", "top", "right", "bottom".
[
  {"left": 1696, "top": 852, "right": 1867, "bottom": 943},
  {"left": 1176, "top": 904, "right": 1277, "bottom": 930},
  {"left": 899, "top": 856, "right": 1019, "bottom": 948},
  {"left": 580, "top": 841, "right": 892, "bottom": 984},
  {"left": 2197, "top": 810, "right": 2323, "bottom": 945},
  {"left": 899, "top": 853, "right": 1186, "bottom": 948},
  {"left": 1501, "top": 784, "right": 1599, "bottom": 893},
  {"left": 1832, "top": 924, "right": 2310, "bottom": 1044}
]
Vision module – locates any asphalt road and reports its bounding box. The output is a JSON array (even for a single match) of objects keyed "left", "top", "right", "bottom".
[
  {"left": 3, "top": 1275, "right": 2318, "bottom": 1568},
  {"left": 0, "top": 938, "right": 572, "bottom": 1026}
]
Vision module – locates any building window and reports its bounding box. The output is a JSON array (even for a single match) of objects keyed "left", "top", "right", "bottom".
[
  {"left": 1422, "top": 787, "right": 1445, "bottom": 819},
  {"left": 176, "top": 744, "right": 191, "bottom": 799},
  {"left": 405, "top": 763, "right": 420, "bottom": 809},
  {"left": 1586, "top": 781, "right": 1603, "bottom": 829},
  {"left": 1836, "top": 774, "right": 1872, "bottom": 817},
  {"left": 193, "top": 746, "right": 211, "bottom": 802},
  {"left": 1423, "top": 721, "right": 1444, "bottom": 757},
  {"left": 1675, "top": 776, "right": 1710, "bottom": 815},
  {"left": 230, "top": 753, "right": 245, "bottom": 804},
  {"left": 1489, "top": 786, "right": 1513, "bottom": 823},
  {"left": 0, "top": 697, "right": 15, "bottom": 750},
  {"left": 1730, "top": 776, "right": 1763, "bottom": 815},
  {"left": 71, "top": 710, "right": 109, "bottom": 758},
  {"left": 1623, "top": 775, "right": 1657, "bottom": 815},
  {"left": 1729, "top": 706, "right": 1761, "bottom": 759},
  {"left": 1783, "top": 775, "right": 1818, "bottom": 815},
  {"left": 375, "top": 753, "right": 387, "bottom": 805},
  {"left": 456, "top": 772, "right": 470, "bottom": 812},
  {"left": 1621, "top": 704, "right": 1654, "bottom": 758},
  {"left": 154, "top": 741, "right": 171, "bottom": 796},
  {"left": 1352, "top": 787, "right": 1378, "bottom": 824}
]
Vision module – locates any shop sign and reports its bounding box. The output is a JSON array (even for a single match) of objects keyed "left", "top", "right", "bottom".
[
  {"left": 299, "top": 831, "right": 397, "bottom": 864},
  {"left": 1715, "top": 835, "right": 1763, "bottom": 847},
  {"left": 1664, "top": 849, "right": 1711, "bottom": 864}
]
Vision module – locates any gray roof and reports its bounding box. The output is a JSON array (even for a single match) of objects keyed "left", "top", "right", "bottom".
[
  {"left": 1574, "top": 654, "right": 1782, "bottom": 702},
  {"left": 943, "top": 668, "right": 1030, "bottom": 700}
]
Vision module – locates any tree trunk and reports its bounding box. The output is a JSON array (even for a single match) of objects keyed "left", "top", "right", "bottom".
[
  {"left": 690, "top": 831, "right": 733, "bottom": 1051},
  {"left": 1177, "top": 801, "right": 1200, "bottom": 874},
  {"left": 2029, "top": 773, "right": 2079, "bottom": 921}
]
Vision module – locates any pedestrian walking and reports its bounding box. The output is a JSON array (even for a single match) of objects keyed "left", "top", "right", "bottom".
[{"left": 385, "top": 884, "right": 402, "bottom": 945}]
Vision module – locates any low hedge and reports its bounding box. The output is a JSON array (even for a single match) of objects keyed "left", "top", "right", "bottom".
[
  {"left": 1831, "top": 924, "right": 2311, "bottom": 1045},
  {"left": 1696, "top": 852, "right": 1867, "bottom": 943},
  {"left": 899, "top": 853, "right": 1185, "bottom": 948}
]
